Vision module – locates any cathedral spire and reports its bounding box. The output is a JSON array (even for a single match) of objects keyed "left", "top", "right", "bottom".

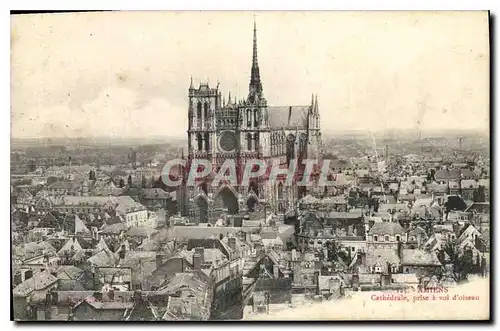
[
  {"left": 248, "top": 16, "right": 263, "bottom": 101},
  {"left": 314, "top": 95, "right": 319, "bottom": 114},
  {"left": 189, "top": 76, "right": 194, "bottom": 90}
]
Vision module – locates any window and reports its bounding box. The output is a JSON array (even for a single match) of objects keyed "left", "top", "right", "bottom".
[
  {"left": 247, "top": 133, "right": 252, "bottom": 151},
  {"left": 204, "top": 102, "right": 209, "bottom": 119},
  {"left": 204, "top": 132, "right": 210, "bottom": 151},
  {"left": 351, "top": 247, "right": 355, "bottom": 252},
  {"left": 396, "top": 235, "right": 401, "bottom": 242},
  {"left": 373, "top": 235, "right": 378, "bottom": 242},
  {"left": 385, "top": 235, "right": 389, "bottom": 242},
  {"left": 246, "top": 109, "right": 251, "bottom": 127},
  {"left": 197, "top": 102, "right": 202, "bottom": 118},
  {"left": 253, "top": 109, "right": 259, "bottom": 127},
  {"left": 197, "top": 133, "right": 203, "bottom": 151}
]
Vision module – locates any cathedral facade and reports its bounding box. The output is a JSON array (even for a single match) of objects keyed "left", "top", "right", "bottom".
[{"left": 178, "top": 21, "right": 322, "bottom": 222}]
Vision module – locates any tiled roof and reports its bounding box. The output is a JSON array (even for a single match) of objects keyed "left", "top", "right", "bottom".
[
  {"left": 88, "top": 249, "right": 118, "bottom": 267},
  {"left": 368, "top": 222, "right": 405, "bottom": 235},
  {"left": 57, "top": 238, "right": 84, "bottom": 256},
  {"left": 13, "top": 270, "right": 58, "bottom": 297},
  {"left": 267, "top": 106, "right": 309, "bottom": 129}
]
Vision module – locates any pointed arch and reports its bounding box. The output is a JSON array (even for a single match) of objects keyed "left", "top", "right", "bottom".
[
  {"left": 286, "top": 134, "right": 296, "bottom": 165},
  {"left": 299, "top": 133, "right": 308, "bottom": 158},
  {"left": 214, "top": 184, "right": 239, "bottom": 214},
  {"left": 253, "top": 109, "right": 259, "bottom": 127},
  {"left": 246, "top": 109, "right": 252, "bottom": 127}
]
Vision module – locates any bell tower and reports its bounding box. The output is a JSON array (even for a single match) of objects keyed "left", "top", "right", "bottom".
[{"left": 187, "top": 78, "right": 221, "bottom": 161}]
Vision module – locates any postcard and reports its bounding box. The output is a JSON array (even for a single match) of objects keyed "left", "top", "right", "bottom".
[{"left": 10, "top": 11, "right": 490, "bottom": 321}]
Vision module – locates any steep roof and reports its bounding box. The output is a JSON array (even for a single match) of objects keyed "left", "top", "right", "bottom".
[
  {"left": 369, "top": 222, "right": 405, "bottom": 236},
  {"left": 57, "top": 237, "right": 84, "bottom": 257},
  {"left": 13, "top": 270, "right": 58, "bottom": 297},
  {"left": 74, "top": 215, "right": 91, "bottom": 235},
  {"left": 267, "top": 106, "right": 310, "bottom": 129}
]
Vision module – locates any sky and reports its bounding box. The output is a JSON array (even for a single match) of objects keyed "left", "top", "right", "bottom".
[{"left": 11, "top": 11, "right": 489, "bottom": 139}]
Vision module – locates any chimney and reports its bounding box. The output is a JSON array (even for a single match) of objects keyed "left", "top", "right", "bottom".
[
  {"left": 193, "top": 253, "right": 202, "bottom": 270},
  {"left": 228, "top": 237, "right": 236, "bottom": 251},
  {"left": 194, "top": 247, "right": 205, "bottom": 262}
]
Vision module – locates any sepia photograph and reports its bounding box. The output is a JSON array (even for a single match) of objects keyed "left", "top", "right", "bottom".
[{"left": 10, "top": 10, "right": 490, "bottom": 321}]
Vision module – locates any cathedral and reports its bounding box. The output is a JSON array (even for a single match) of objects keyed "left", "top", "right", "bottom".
[{"left": 177, "top": 20, "right": 322, "bottom": 222}]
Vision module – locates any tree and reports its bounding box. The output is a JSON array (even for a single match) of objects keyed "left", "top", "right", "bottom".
[
  {"left": 435, "top": 241, "right": 476, "bottom": 284},
  {"left": 444, "top": 196, "right": 467, "bottom": 213}
]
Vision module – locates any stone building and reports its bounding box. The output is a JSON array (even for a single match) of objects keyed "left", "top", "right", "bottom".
[{"left": 177, "top": 20, "right": 322, "bottom": 222}]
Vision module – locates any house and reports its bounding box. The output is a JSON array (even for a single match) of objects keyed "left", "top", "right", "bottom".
[
  {"left": 401, "top": 249, "right": 441, "bottom": 276},
  {"left": 72, "top": 297, "right": 134, "bottom": 321},
  {"left": 12, "top": 270, "right": 59, "bottom": 320},
  {"left": 158, "top": 273, "right": 213, "bottom": 321},
  {"left": 317, "top": 275, "right": 344, "bottom": 299},
  {"left": 139, "top": 188, "right": 172, "bottom": 209},
  {"left": 406, "top": 225, "right": 428, "bottom": 249},
  {"left": 367, "top": 222, "right": 407, "bottom": 244}
]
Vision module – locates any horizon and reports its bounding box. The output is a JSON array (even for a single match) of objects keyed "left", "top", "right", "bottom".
[{"left": 11, "top": 11, "right": 489, "bottom": 139}]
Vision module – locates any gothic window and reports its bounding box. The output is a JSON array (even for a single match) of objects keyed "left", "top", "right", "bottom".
[
  {"left": 254, "top": 133, "right": 259, "bottom": 150},
  {"left": 247, "top": 133, "right": 252, "bottom": 151},
  {"left": 197, "top": 102, "right": 202, "bottom": 118},
  {"left": 286, "top": 134, "right": 295, "bottom": 166},
  {"left": 246, "top": 109, "right": 252, "bottom": 127},
  {"left": 197, "top": 133, "right": 203, "bottom": 151},
  {"left": 253, "top": 109, "right": 259, "bottom": 127},
  {"left": 204, "top": 132, "right": 210, "bottom": 151},
  {"left": 204, "top": 102, "right": 209, "bottom": 119}
]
